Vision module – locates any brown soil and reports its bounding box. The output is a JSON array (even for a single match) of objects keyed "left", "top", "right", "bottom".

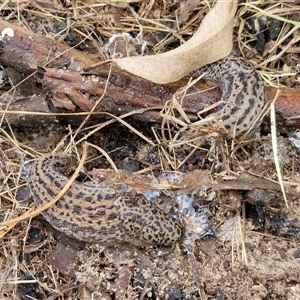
[{"left": 1, "top": 1, "right": 300, "bottom": 300}]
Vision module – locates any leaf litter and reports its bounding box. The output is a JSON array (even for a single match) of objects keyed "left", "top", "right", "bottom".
[{"left": 1, "top": 0, "right": 300, "bottom": 299}]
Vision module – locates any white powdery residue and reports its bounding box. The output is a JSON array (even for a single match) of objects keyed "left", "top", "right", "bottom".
[
  {"left": 1, "top": 27, "right": 14, "bottom": 38},
  {"left": 176, "top": 194, "right": 195, "bottom": 213},
  {"left": 120, "top": 184, "right": 132, "bottom": 193},
  {"left": 101, "top": 32, "right": 149, "bottom": 59},
  {"left": 143, "top": 191, "right": 161, "bottom": 202},
  {"left": 176, "top": 194, "right": 215, "bottom": 249},
  {"left": 289, "top": 136, "right": 300, "bottom": 155}
]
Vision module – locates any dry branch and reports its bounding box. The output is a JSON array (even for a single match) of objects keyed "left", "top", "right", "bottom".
[{"left": 0, "top": 19, "right": 300, "bottom": 134}]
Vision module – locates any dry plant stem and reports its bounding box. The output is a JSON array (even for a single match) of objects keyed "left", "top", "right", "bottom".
[
  {"left": 0, "top": 20, "right": 300, "bottom": 133},
  {"left": 139, "top": 278, "right": 152, "bottom": 300},
  {"left": 238, "top": 215, "right": 248, "bottom": 265},
  {"left": 270, "top": 96, "right": 289, "bottom": 208},
  {"left": 86, "top": 142, "right": 119, "bottom": 175},
  {"left": 187, "top": 252, "right": 207, "bottom": 300}
]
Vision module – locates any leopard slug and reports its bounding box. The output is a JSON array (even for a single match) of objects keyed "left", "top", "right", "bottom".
[
  {"left": 197, "top": 56, "right": 266, "bottom": 137},
  {"left": 26, "top": 57, "right": 265, "bottom": 246},
  {"left": 27, "top": 155, "right": 183, "bottom": 246}
]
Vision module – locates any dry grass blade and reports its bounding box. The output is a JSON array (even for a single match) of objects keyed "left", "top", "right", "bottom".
[
  {"left": 86, "top": 142, "right": 119, "bottom": 175},
  {"left": 238, "top": 215, "right": 248, "bottom": 266},
  {"left": 243, "top": 3, "right": 300, "bottom": 26},
  {"left": 270, "top": 92, "right": 289, "bottom": 208},
  {"left": 1, "top": 0, "right": 300, "bottom": 298}
]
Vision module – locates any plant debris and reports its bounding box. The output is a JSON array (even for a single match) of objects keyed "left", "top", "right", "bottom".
[{"left": 1, "top": 1, "right": 300, "bottom": 299}]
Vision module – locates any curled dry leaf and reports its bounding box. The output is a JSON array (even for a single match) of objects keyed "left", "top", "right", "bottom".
[{"left": 112, "top": 0, "right": 237, "bottom": 83}]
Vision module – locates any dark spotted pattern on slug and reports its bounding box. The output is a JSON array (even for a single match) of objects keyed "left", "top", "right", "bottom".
[
  {"left": 27, "top": 155, "right": 183, "bottom": 246},
  {"left": 26, "top": 57, "right": 265, "bottom": 246},
  {"left": 197, "top": 56, "right": 266, "bottom": 136}
]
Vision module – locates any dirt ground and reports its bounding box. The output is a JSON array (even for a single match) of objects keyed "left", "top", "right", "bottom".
[{"left": 1, "top": 1, "right": 300, "bottom": 300}]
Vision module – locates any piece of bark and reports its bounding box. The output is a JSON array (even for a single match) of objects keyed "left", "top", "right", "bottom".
[
  {"left": 0, "top": 19, "right": 300, "bottom": 134},
  {"left": 1, "top": 95, "right": 56, "bottom": 125}
]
